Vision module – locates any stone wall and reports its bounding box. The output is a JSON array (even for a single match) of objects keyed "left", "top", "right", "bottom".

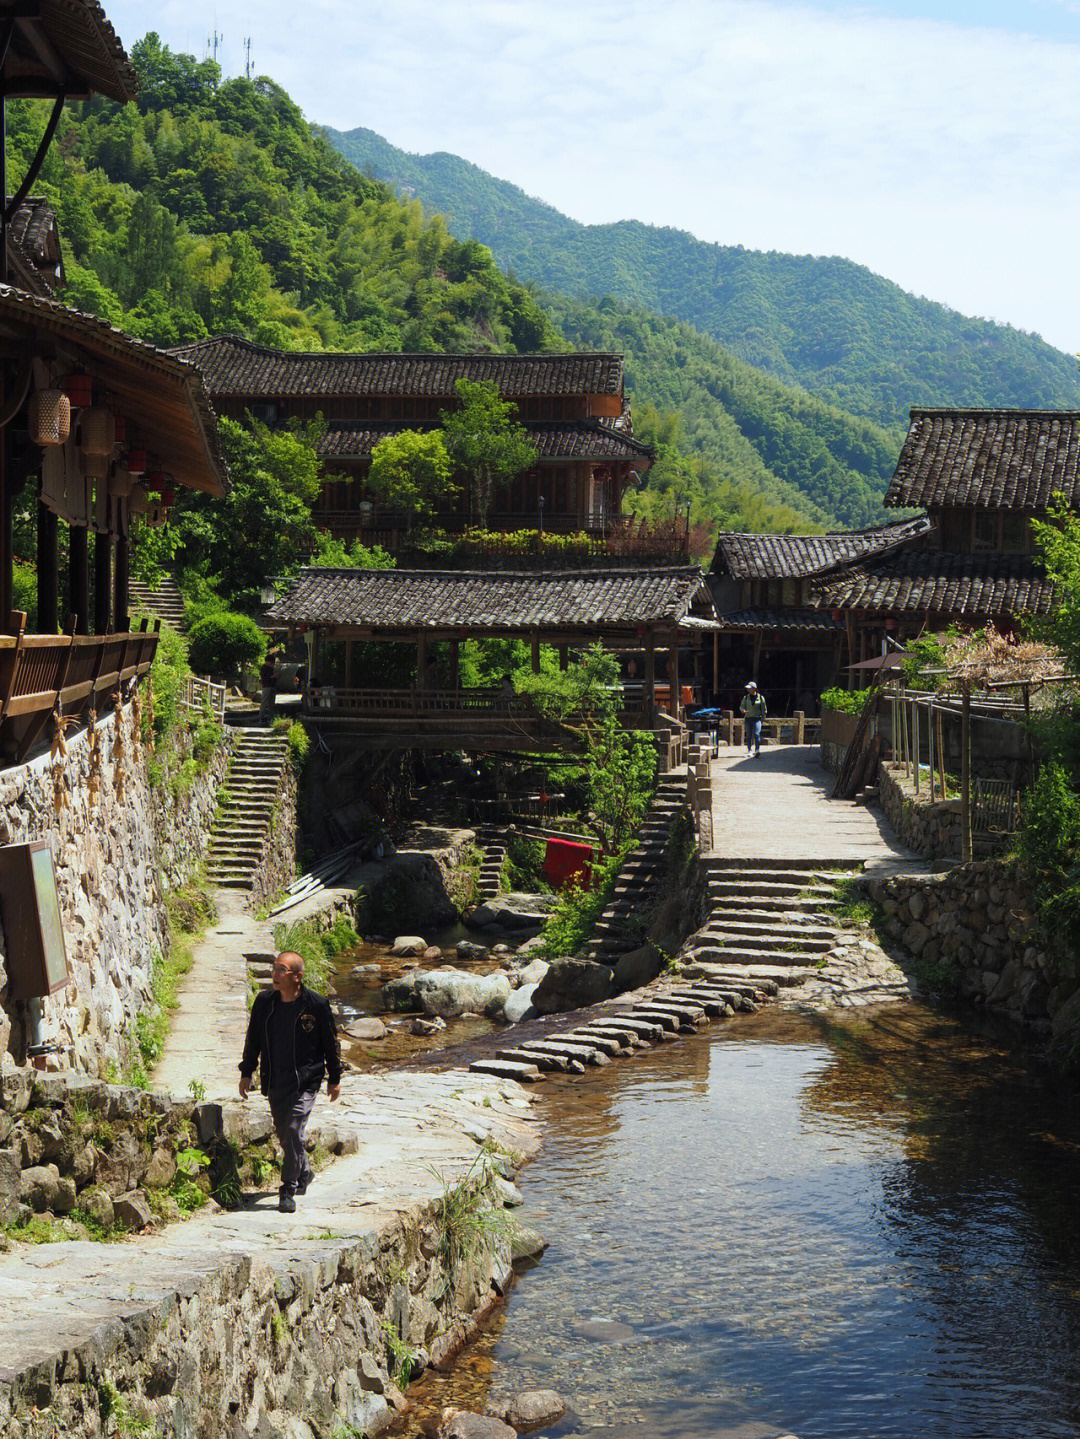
[
  {"left": 0, "top": 706, "right": 226, "bottom": 1074},
  {"left": 152, "top": 726, "right": 235, "bottom": 892},
  {"left": 863, "top": 859, "right": 1079, "bottom": 1037},
  {"left": 877, "top": 763, "right": 963, "bottom": 861}
]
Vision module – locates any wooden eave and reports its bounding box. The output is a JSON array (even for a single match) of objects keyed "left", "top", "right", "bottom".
[
  {"left": 0, "top": 284, "right": 227, "bottom": 495},
  {"left": 1, "top": 2, "right": 138, "bottom": 103}
]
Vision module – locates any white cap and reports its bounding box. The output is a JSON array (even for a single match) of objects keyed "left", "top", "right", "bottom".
[{"left": 745, "top": 681, "right": 757, "bottom": 689}]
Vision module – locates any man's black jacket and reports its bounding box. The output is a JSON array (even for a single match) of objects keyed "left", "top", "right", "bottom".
[{"left": 239, "top": 984, "right": 342, "bottom": 1098}]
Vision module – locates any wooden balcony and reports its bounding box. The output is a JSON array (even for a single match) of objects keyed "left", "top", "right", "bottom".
[
  {"left": 300, "top": 686, "right": 656, "bottom": 752},
  {"left": 0, "top": 612, "right": 159, "bottom": 764}
]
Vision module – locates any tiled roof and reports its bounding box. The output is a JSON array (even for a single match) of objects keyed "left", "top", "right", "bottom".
[
  {"left": 6, "top": 2, "right": 138, "bottom": 103},
  {"left": 711, "top": 518, "right": 932, "bottom": 579},
  {"left": 317, "top": 420, "right": 654, "bottom": 463},
  {"left": 715, "top": 607, "right": 844, "bottom": 633},
  {"left": 885, "top": 409, "right": 1080, "bottom": 511},
  {"left": 172, "top": 335, "right": 624, "bottom": 399},
  {"left": 0, "top": 284, "right": 226, "bottom": 496},
  {"left": 266, "top": 566, "right": 714, "bottom": 632},
  {"left": 812, "top": 550, "right": 1055, "bottom": 618},
  {"left": 7, "top": 198, "right": 62, "bottom": 296}
]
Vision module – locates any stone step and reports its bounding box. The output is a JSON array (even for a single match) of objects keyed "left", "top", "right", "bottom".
[
  {"left": 496, "top": 1048, "right": 575, "bottom": 1073},
  {"left": 634, "top": 999, "right": 706, "bottom": 1025},
  {"left": 586, "top": 1016, "right": 667, "bottom": 1042},
  {"left": 702, "top": 857, "right": 858, "bottom": 873},
  {"left": 511, "top": 1039, "right": 610, "bottom": 1066},
  {"left": 469, "top": 1059, "right": 545, "bottom": 1083},
  {"left": 559, "top": 1030, "right": 627, "bottom": 1057},
  {"left": 683, "top": 961, "right": 813, "bottom": 988},
  {"left": 696, "top": 930, "right": 835, "bottom": 954},
  {"left": 573, "top": 1024, "right": 639, "bottom": 1049},
  {"left": 707, "top": 896, "right": 839, "bottom": 914},
  {"left": 686, "top": 945, "right": 827, "bottom": 968}
]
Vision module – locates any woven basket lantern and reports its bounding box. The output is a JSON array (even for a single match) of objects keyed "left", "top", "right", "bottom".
[
  {"left": 108, "top": 467, "right": 135, "bottom": 498},
  {"left": 128, "top": 487, "right": 149, "bottom": 515},
  {"left": 81, "top": 406, "right": 115, "bottom": 457},
  {"left": 83, "top": 452, "right": 110, "bottom": 480},
  {"left": 28, "top": 389, "right": 71, "bottom": 447}
]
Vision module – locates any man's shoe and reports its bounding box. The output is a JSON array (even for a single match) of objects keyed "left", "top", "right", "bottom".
[
  {"left": 296, "top": 1169, "right": 313, "bottom": 1196},
  {"left": 278, "top": 1190, "right": 296, "bottom": 1214}
]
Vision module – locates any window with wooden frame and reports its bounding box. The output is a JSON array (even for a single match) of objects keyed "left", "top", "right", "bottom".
[
  {"left": 1001, "top": 513, "right": 1029, "bottom": 552},
  {"left": 972, "top": 511, "right": 999, "bottom": 552}
]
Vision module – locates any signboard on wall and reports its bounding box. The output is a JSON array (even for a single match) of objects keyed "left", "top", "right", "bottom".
[{"left": 0, "top": 841, "right": 70, "bottom": 998}]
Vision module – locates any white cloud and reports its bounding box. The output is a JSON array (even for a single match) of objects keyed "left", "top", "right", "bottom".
[{"left": 102, "top": 1, "right": 1080, "bottom": 351}]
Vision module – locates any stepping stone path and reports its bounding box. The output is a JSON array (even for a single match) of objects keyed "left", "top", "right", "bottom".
[
  {"left": 473, "top": 827, "right": 508, "bottom": 902},
  {"left": 205, "top": 728, "right": 291, "bottom": 890}
]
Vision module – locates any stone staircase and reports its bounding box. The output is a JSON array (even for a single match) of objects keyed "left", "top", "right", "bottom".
[
  {"left": 128, "top": 573, "right": 186, "bottom": 631},
  {"left": 473, "top": 829, "right": 508, "bottom": 902},
  {"left": 582, "top": 777, "right": 686, "bottom": 963},
  {"left": 685, "top": 857, "right": 853, "bottom": 970},
  {"left": 205, "top": 730, "right": 290, "bottom": 890}
]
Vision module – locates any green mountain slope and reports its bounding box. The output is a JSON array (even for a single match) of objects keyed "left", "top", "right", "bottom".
[
  {"left": 8, "top": 35, "right": 895, "bottom": 532},
  {"left": 326, "top": 125, "right": 1080, "bottom": 430}
]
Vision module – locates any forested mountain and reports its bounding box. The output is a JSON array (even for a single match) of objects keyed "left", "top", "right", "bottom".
[
  {"left": 327, "top": 125, "right": 1080, "bottom": 431},
  {"left": 8, "top": 35, "right": 899, "bottom": 532}
]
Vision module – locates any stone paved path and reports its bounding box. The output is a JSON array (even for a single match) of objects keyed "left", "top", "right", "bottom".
[
  {"left": 0, "top": 1069, "right": 538, "bottom": 1399},
  {"left": 154, "top": 890, "right": 272, "bottom": 1101},
  {"left": 708, "top": 744, "right": 926, "bottom": 870}
]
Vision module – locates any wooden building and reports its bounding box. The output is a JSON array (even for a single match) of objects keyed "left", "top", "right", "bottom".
[
  {"left": 174, "top": 336, "right": 654, "bottom": 544},
  {"left": 0, "top": 2, "right": 228, "bottom": 761},
  {"left": 708, "top": 518, "right": 931, "bottom": 712},
  {"left": 264, "top": 564, "right": 718, "bottom": 748}
]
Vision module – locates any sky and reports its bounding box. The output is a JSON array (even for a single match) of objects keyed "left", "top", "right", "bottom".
[{"left": 104, "top": 1, "right": 1080, "bottom": 355}]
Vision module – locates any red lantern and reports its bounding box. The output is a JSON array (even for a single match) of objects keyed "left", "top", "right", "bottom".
[
  {"left": 159, "top": 486, "right": 176, "bottom": 507},
  {"left": 146, "top": 469, "right": 167, "bottom": 492},
  {"left": 831, "top": 609, "right": 842, "bottom": 622},
  {"left": 65, "top": 374, "right": 93, "bottom": 408},
  {"left": 126, "top": 448, "right": 147, "bottom": 475},
  {"left": 885, "top": 618, "right": 897, "bottom": 631},
  {"left": 114, "top": 414, "right": 127, "bottom": 443}
]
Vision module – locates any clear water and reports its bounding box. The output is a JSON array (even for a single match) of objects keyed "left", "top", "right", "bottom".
[{"left": 403, "top": 1004, "right": 1080, "bottom": 1439}]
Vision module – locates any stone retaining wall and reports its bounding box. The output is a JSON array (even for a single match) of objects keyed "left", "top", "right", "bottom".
[
  {"left": 863, "top": 859, "right": 1079, "bottom": 1036},
  {"left": 0, "top": 707, "right": 226, "bottom": 1073},
  {"left": 249, "top": 758, "right": 299, "bottom": 912},
  {"left": 877, "top": 764, "right": 962, "bottom": 861}
]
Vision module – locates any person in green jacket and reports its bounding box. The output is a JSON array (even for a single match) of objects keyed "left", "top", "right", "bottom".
[{"left": 739, "top": 681, "right": 767, "bottom": 757}]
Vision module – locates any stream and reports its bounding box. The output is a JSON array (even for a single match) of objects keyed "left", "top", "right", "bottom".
[{"left": 400, "top": 1001, "right": 1080, "bottom": 1439}]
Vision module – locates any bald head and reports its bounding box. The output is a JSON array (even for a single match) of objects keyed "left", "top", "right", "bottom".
[{"left": 272, "top": 950, "right": 305, "bottom": 1000}]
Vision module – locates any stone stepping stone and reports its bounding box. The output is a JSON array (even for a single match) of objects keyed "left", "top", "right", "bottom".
[
  {"left": 559, "top": 1031, "right": 627, "bottom": 1057},
  {"left": 519, "top": 1039, "right": 611, "bottom": 1066},
  {"left": 589, "top": 1016, "right": 667, "bottom": 1043},
  {"left": 469, "top": 1059, "right": 545, "bottom": 1082},
  {"left": 576, "top": 1024, "right": 644, "bottom": 1048},
  {"left": 624, "top": 1007, "right": 681, "bottom": 1032},
  {"left": 497, "top": 1048, "right": 574, "bottom": 1073},
  {"left": 638, "top": 1000, "right": 706, "bottom": 1024}
]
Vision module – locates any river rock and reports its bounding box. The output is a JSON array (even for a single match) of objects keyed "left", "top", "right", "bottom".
[
  {"left": 423, "top": 945, "right": 442, "bottom": 961},
  {"left": 510, "top": 1225, "right": 548, "bottom": 1262},
  {"left": 78, "top": 1185, "right": 114, "bottom": 1228},
  {"left": 490, "top": 943, "right": 511, "bottom": 955},
  {"left": 143, "top": 1147, "right": 177, "bottom": 1190},
  {"left": 416, "top": 969, "right": 512, "bottom": 1019},
  {"left": 575, "top": 1319, "right": 636, "bottom": 1344},
  {"left": 514, "top": 936, "right": 547, "bottom": 957},
  {"left": 468, "top": 892, "right": 557, "bottom": 933},
  {"left": 457, "top": 940, "right": 489, "bottom": 961},
  {"left": 351, "top": 963, "right": 382, "bottom": 978},
  {"left": 381, "top": 969, "right": 424, "bottom": 1009},
  {"left": 502, "top": 983, "right": 539, "bottom": 1025},
  {"left": 511, "top": 958, "right": 549, "bottom": 988},
  {"left": 612, "top": 942, "right": 664, "bottom": 992},
  {"left": 434, "top": 1412, "right": 516, "bottom": 1439},
  {"left": 532, "top": 957, "right": 614, "bottom": 1015},
  {"left": 345, "top": 1017, "right": 389, "bottom": 1041},
  {"left": 0, "top": 1148, "right": 21, "bottom": 1226},
  {"left": 391, "top": 935, "right": 428, "bottom": 957},
  {"left": 486, "top": 1390, "right": 566, "bottom": 1430}
]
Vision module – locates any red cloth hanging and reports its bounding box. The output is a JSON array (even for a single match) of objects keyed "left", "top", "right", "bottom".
[{"left": 543, "top": 838, "right": 595, "bottom": 890}]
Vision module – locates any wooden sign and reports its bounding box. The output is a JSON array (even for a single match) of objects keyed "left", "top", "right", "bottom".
[{"left": 0, "top": 841, "right": 70, "bottom": 998}]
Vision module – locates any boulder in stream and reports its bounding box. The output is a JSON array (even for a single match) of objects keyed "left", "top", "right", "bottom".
[
  {"left": 344, "top": 1017, "right": 388, "bottom": 1041},
  {"left": 457, "top": 940, "right": 489, "bottom": 961},
  {"left": 612, "top": 941, "right": 664, "bottom": 992},
  {"left": 432, "top": 1412, "right": 516, "bottom": 1439},
  {"left": 511, "top": 958, "right": 549, "bottom": 988},
  {"left": 486, "top": 1390, "right": 567, "bottom": 1430},
  {"left": 502, "top": 982, "right": 539, "bottom": 1025},
  {"left": 381, "top": 969, "right": 424, "bottom": 1010},
  {"left": 531, "top": 957, "right": 614, "bottom": 1015},
  {"left": 468, "top": 892, "right": 557, "bottom": 933},
  {"left": 415, "top": 968, "right": 512, "bottom": 1019},
  {"left": 391, "top": 935, "right": 428, "bottom": 957}
]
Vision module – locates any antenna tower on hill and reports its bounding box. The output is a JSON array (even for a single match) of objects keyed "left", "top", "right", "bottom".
[{"left": 244, "top": 38, "right": 253, "bottom": 79}]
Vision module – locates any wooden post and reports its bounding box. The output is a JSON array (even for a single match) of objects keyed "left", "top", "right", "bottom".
[
  {"left": 712, "top": 629, "right": 719, "bottom": 699},
  {"left": 37, "top": 501, "right": 58, "bottom": 633},
  {"left": 927, "top": 698, "right": 935, "bottom": 802},
  {"left": 310, "top": 628, "right": 321, "bottom": 682},
  {"left": 70, "top": 525, "right": 89, "bottom": 635},
  {"left": 961, "top": 681, "right": 972, "bottom": 863},
  {"left": 644, "top": 628, "right": 655, "bottom": 728},
  {"left": 936, "top": 707, "right": 946, "bottom": 801},
  {"left": 531, "top": 631, "right": 541, "bottom": 674},
  {"left": 344, "top": 639, "right": 354, "bottom": 690},
  {"left": 416, "top": 630, "right": 427, "bottom": 690},
  {"left": 795, "top": 709, "right": 805, "bottom": 745},
  {"left": 449, "top": 639, "right": 459, "bottom": 691},
  {"left": 670, "top": 635, "right": 681, "bottom": 723},
  {"left": 912, "top": 699, "right": 920, "bottom": 794},
  {"left": 724, "top": 709, "right": 733, "bottom": 747},
  {"left": 0, "top": 384, "right": 9, "bottom": 629},
  {"left": 752, "top": 628, "right": 763, "bottom": 682},
  {"left": 114, "top": 533, "right": 129, "bottom": 633},
  {"left": 558, "top": 644, "right": 569, "bottom": 672},
  {"left": 844, "top": 612, "right": 855, "bottom": 688},
  {"left": 94, "top": 532, "right": 111, "bottom": 635}
]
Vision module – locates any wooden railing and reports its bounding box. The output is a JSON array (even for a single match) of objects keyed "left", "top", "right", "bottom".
[
  {"left": 181, "top": 674, "right": 226, "bottom": 724},
  {"left": 303, "top": 686, "right": 655, "bottom": 726},
  {"left": 0, "top": 611, "right": 159, "bottom": 764},
  {"left": 717, "top": 709, "right": 822, "bottom": 747}
]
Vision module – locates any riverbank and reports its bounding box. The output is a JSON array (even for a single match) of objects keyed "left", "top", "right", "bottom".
[{"left": 0, "top": 1068, "right": 539, "bottom": 1438}]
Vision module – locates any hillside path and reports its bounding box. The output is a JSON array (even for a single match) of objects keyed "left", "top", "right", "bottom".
[{"left": 708, "top": 744, "right": 926, "bottom": 871}]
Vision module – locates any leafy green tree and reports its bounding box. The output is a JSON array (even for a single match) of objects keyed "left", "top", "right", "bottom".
[
  {"left": 440, "top": 380, "right": 536, "bottom": 527},
  {"left": 188, "top": 611, "right": 266, "bottom": 677},
  {"left": 308, "top": 534, "right": 396, "bottom": 568},
  {"left": 366, "top": 430, "right": 455, "bottom": 529}
]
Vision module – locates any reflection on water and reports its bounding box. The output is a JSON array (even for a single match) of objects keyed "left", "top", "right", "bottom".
[{"left": 402, "top": 1005, "right": 1080, "bottom": 1439}]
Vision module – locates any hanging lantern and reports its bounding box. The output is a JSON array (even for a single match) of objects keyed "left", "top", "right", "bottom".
[
  {"left": 159, "top": 485, "right": 176, "bottom": 508},
  {"left": 83, "top": 452, "right": 110, "bottom": 479},
  {"left": 831, "top": 609, "right": 842, "bottom": 622},
  {"left": 128, "top": 487, "right": 149, "bottom": 515},
  {"left": 146, "top": 469, "right": 167, "bottom": 494},
  {"left": 81, "top": 406, "right": 115, "bottom": 456},
  {"left": 126, "top": 448, "right": 147, "bottom": 476},
  {"left": 109, "top": 467, "right": 135, "bottom": 499},
  {"left": 28, "top": 389, "right": 71, "bottom": 447},
  {"left": 65, "top": 374, "right": 93, "bottom": 408},
  {"left": 114, "top": 414, "right": 127, "bottom": 444},
  {"left": 885, "top": 618, "right": 897, "bottom": 632}
]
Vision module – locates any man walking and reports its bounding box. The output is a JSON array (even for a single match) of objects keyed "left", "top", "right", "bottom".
[
  {"left": 238, "top": 951, "right": 341, "bottom": 1213},
  {"left": 739, "top": 680, "right": 767, "bottom": 758}
]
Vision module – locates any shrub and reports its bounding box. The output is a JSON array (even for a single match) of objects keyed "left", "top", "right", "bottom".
[
  {"left": 147, "top": 624, "right": 191, "bottom": 743},
  {"left": 819, "top": 686, "right": 869, "bottom": 715},
  {"left": 188, "top": 611, "right": 266, "bottom": 677}
]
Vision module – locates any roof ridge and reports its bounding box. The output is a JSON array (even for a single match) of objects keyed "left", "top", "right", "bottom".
[
  {"left": 910, "top": 407, "right": 1080, "bottom": 419},
  {"left": 172, "top": 334, "right": 623, "bottom": 364},
  {"left": 295, "top": 564, "right": 703, "bottom": 579}
]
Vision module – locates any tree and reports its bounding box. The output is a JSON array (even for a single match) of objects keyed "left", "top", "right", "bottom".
[
  {"left": 366, "top": 430, "right": 455, "bottom": 530},
  {"left": 440, "top": 380, "right": 537, "bottom": 528}
]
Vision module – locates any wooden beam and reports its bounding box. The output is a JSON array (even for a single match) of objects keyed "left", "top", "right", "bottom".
[
  {"left": 113, "top": 534, "right": 129, "bottom": 634},
  {"left": 94, "top": 532, "right": 111, "bottom": 635},
  {"left": 558, "top": 644, "right": 569, "bottom": 672},
  {"left": 416, "top": 630, "right": 427, "bottom": 690},
  {"left": 69, "top": 525, "right": 88, "bottom": 635},
  {"left": 670, "top": 632, "right": 682, "bottom": 723},
  {"left": 644, "top": 628, "right": 655, "bottom": 728},
  {"left": 449, "top": 638, "right": 459, "bottom": 690},
  {"left": 37, "top": 500, "right": 57, "bottom": 634},
  {"left": 531, "top": 631, "right": 541, "bottom": 674},
  {"left": 344, "top": 639, "right": 354, "bottom": 690}
]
